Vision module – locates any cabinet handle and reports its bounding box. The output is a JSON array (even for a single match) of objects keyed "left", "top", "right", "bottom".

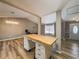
[
  {"left": 38, "top": 44, "right": 41, "bottom": 46},
  {"left": 38, "top": 49, "right": 40, "bottom": 50},
  {"left": 38, "top": 54, "right": 41, "bottom": 56}
]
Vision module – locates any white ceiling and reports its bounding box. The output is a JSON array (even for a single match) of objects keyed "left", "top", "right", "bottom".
[
  {"left": 62, "top": 0, "right": 79, "bottom": 21},
  {"left": 1, "top": 0, "right": 69, "bottom": 17},
  {"left": 0, "top": 2, "right": 39, "bottom": 23}
]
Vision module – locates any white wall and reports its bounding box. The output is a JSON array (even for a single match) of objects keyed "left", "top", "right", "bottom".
[
  {"left": 41, "top": 13, "right": 56, "bottom": 35},
  {"left": 42, "top": 13, "right": 56, "bottom": 24},
  {"left": 0, "top": 18, "right": 38, "bottom": 39}
]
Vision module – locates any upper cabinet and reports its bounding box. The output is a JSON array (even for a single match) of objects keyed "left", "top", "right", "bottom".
[{"left": 62, "top": 0, "right": 79, "bottom": 21}]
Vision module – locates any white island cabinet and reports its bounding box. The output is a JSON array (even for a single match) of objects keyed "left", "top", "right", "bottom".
[
  {"left": 35, "top": 42, "right": 51, "bottom": 59},
  {"left": 24, "top": 36, "right": 35, "bottom": 51},
  {"left": 26, "top": 34, "right": 56, "bottom": 59}
]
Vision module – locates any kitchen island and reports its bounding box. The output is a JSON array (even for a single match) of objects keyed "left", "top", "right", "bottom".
[{"left": 25, "top": 34, "right": 57, "bottom": 59}]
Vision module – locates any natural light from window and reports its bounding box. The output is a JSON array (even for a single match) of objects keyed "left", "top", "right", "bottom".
[{"left": 45, "top": 24, "right": 55, "bottom": 35}]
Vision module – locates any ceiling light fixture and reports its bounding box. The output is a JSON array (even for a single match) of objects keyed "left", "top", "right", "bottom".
[
  {"left": 72, "top": 16, "right": 79, "bottom": 22},
  {"left": 5, "top": 20, "right": 19, "bottom": 25},
  {"left": 76, "top": 19, "right": 79, "bottom": 22}
]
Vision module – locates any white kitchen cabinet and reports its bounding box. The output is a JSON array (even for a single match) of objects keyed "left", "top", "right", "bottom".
[
  {"left": 24, "top": 37, "right": 35, "bottom": 51},
  {"left": 35, "top": 43, "right": 51, "bottom": 59},
  {"left": 26, "top": 34, "right": 56, "bottom": 59}
]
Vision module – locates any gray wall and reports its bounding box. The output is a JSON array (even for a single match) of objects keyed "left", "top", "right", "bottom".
[
  {"left": 62, "top": 21, "right": 79, "bottom": 40},
  {"left": 0, "top": 18, "right": 38, "bottom": 39}
]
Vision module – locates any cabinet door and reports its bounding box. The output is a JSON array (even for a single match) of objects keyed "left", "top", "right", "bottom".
[
  {"left": 24, "top": 37, "right": 35, "bottom": 51},
  {"left": 35, "top": 43, "right": 45, "bottom": 59},
  {"left": 35, "top": 43, "right": 51, "bottom": 59}
]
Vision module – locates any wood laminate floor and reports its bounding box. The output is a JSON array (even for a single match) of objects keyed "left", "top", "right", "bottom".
[
  {"left": 0, "top": 38, "right": 34, "bottom": 59},
  {"left": 0, "top": 38, "right": 79, "bottom": 59},
  {"left": 53, "top": 40, "right": 79, "bottom": 59}
]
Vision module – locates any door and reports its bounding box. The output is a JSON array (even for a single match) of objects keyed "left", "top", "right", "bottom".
[{"left": 70, "top": 23, "right": 79, "bottom": 40}]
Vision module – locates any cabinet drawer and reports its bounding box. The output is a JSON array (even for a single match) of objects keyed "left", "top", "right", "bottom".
[{"left": 36, "top": 43, "right": 45, "bottom": 49}]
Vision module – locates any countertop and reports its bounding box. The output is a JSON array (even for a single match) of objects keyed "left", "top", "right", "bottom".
[{"left": 26, "top": 34, "right": 57, "bottom": 46}]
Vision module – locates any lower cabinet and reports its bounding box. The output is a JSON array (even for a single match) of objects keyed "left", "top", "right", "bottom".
[
  {"left": 35, "top": 43, "right": 51, "bottom": 59},
  {"left": 24, "top": 37, "right": 35, "bottom": 51}
]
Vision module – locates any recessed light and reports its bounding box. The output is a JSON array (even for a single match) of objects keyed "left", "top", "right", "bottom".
[{"left": 11, "top": 11, "right": 15, "bottom": 14}]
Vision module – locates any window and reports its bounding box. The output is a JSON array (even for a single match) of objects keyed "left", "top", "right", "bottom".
[
  {"left": 45, "top": 24, "right": 55, "bottom": 35},
  {"left": 73, "top": 26, "right": 78, "bottom": 34}
]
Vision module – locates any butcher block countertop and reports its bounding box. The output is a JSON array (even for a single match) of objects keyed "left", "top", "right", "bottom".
[{"left": 26, "top": 34, "right": 57, "bottom": 46}]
